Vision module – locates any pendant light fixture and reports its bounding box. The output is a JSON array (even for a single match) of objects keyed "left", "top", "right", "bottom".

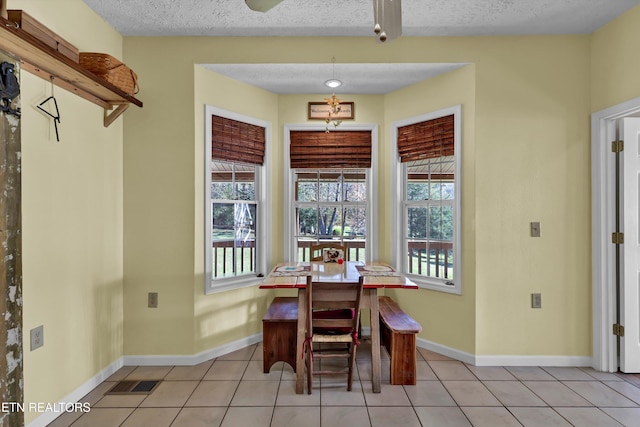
[
  {"left": 323, "top": 57, "right": 342, "bottom": 132},
  {"left": 324, "top": 56, "right": 342, "bottom": 89}
]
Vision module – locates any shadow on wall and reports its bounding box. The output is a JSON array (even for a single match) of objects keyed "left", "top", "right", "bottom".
[
  {"left": 93, "top": 279, "right": 124, "bottom": 370},
  {"left": 195, "top": 274, "right": 273, "bottom": 354}
]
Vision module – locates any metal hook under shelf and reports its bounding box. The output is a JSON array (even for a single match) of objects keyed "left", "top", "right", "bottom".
[{"left": 36, "top": 76, "right": 61, "bottom": 141}]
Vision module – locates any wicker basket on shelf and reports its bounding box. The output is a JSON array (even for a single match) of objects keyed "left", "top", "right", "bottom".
[{"left": 79, "top": 52, "right": 139, "bottom": 95}]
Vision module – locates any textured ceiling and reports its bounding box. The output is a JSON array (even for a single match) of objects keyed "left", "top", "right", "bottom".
[
  {"left": 82, "top": 0, "right": 640, "bottom": 94},
  {"left": 82, "top": 0, "right": 639, "bottom": 37}
]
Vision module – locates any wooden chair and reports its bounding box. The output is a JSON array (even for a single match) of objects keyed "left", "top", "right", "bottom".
[
  {"left": 310, "top": 242, "right": 347, "bottom": 262},
  {"left": 304, "top": 275, "right": 364, "bottom": 394}
]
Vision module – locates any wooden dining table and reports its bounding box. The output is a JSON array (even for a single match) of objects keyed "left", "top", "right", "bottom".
[{"left": 259, "top": 260, "right": 418, "bottom": 394}]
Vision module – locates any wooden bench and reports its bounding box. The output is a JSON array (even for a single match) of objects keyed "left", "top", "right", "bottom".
[
  {"left": 262, "top": 297, "right": 298, "bottom": 373},
  {"left": 378, "top": 296, "right": 422, "bottom": 385}
]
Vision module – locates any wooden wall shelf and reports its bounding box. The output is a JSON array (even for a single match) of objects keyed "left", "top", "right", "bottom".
[{"left": 0, "top": 16, "right": 142, "bottom": 127}]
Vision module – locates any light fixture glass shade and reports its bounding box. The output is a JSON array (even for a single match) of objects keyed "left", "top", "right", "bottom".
[
  {"left": 325, "top": 79, "right": 342, "bottom": 88},
  {"left": 245, "top": 0, "right": 283, "bottom": 12}
]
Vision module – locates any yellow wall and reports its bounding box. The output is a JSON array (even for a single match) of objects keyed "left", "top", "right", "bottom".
[
  {"left": 192, "top": 67, "right": 280, "bottom": 353},
  {"left": 13, "top": 0, "right": 125, "bottom": 423},
  {"left": 472, "top": 36, "right": 591, "bottom": 355},
  {"left": 384, "top": 65, "right": 477, "bottom": 353},
  {"left": 121, "top": 38, "right": 198, "bottom": 355},
  {"left": 591, "top": 4, "right": 640, "bottom": 111}
]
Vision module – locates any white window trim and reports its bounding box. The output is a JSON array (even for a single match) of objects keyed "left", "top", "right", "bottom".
[
  {"left": 391, "top": 105, "right": 462, "bottom": 295},
  {"left": 283, "top": 123, "right": 378, "bottom": 262},
  {"left": 204, "top": 105, "right": 271, "bottom": 294}
]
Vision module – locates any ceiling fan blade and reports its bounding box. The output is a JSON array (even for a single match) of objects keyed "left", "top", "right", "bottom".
[
  {"left": 245, "top": 0, "right": 284, "bottom": 12},
  {"left": 373, "top": 0, "right": 402, "bottom": 43}
]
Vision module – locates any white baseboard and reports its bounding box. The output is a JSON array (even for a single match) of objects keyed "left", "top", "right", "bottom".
[
  {"left": 474, "top": 354, "right": 593, "bottom": 367},
  {"left": 416, "top": 337, "right": 592, "bottom": 367},
  {"left": 122, "top": 333, "right": 263, "bottom": 366},
  {"left": 26, "top": 358, "right": 124, "bottom": 427},
  {"left": 416, "top": 337, "right": 476, "bottom": 364},
  {"left": 27, "top": 333, "right": 262, "bottom": 427}
]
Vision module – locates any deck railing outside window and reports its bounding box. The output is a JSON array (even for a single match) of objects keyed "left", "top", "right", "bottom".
[
  {"left": 296, "top": 240, "right": 366, "bottom": 262},
  {"left": 212, "top": 239, "right": 255, "bottom": 278},
  {"left": 407, "top": 241, "right": 453, "bottom": 279}
]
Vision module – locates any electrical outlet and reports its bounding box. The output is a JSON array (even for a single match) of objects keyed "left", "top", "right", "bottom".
[
  {"left": 148, "top": 292, "right": 158, "bottom": 308},
  {"left": 531, "top": 293, "right": 542, "bottom": 309},
  {"left": 30, "top": 325, "right": 44, "bottom": 351}
]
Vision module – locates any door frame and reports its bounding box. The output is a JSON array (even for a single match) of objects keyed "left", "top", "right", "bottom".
[{"left": 591, "top": 95, "right": 640, "bottom": 372}]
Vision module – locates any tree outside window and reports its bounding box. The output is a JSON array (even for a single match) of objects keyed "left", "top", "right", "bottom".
[{"left": 294, "top": 170, "right": 367, "bottom": 262}]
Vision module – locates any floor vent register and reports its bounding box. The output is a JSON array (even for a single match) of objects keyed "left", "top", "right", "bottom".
[{"left": 106, "top": 380, "right": 161, "bottom": 395}]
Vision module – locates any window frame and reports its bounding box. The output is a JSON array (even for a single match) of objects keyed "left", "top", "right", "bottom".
[
  {"left": 284, "top": 124, "right": 378, "bottom": 263},
  {"left": 204, "top": 105, "right": 271, "bottom": 294},
  {"left": 392, "top": 105, "right": 462, "bottom": 295}
]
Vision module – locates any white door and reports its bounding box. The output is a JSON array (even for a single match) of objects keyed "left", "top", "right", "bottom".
[{"left": 621, "top": 117, "right": 640, "bottom": 373}]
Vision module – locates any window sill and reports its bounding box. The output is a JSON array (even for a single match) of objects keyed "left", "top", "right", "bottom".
[
  {"left": 206, "top": 275, "right": 263, "bottom": 295},
  {"left": 407, "top": 274, "right": 461, "bottom": 295}
]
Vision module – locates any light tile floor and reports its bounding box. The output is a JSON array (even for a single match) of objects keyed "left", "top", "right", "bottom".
[{"left": 46, "top": 341, "right": 640, "bottom": 427}]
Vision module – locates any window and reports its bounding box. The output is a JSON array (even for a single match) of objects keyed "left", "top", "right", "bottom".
[
  {"left": 211, "top": 161, "right": 257, "bottom": 279},
  {"left": 205, "top": 106, "right": 270, "bottom": 293},
  {"left": 284, "top": 126, "right": 378, "bottom": 263},
  {"left": 393, "top": 106, "right": 461, "bottom": 294},
  {"left": 294, "top": 169, "right": 368, "bottom": 262}
]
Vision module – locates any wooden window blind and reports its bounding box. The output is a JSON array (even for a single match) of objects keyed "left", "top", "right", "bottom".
[
  {"left": 290, "top": 130, "right": 372, "bottom": 169},
  {"left": 397, "top": 114, "right": 454, "bottom": 163},
  {"left": 211, "top": 115, "right": 265, "bottom": 165}
]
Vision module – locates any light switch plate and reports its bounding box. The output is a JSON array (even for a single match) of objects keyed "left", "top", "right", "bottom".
[{"left": 530, "top": 222, "right": 541, "bottom": 237}]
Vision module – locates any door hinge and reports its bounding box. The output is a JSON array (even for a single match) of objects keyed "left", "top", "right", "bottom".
[
  {"left": 612, "top": 140, "right": 624, "bottom": 152},
  {"left": 613, "top": 323, "right": 625, "bottom": 337},
  {"left": 612, "top": 232, "right": 624, "bottom": 244}
]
